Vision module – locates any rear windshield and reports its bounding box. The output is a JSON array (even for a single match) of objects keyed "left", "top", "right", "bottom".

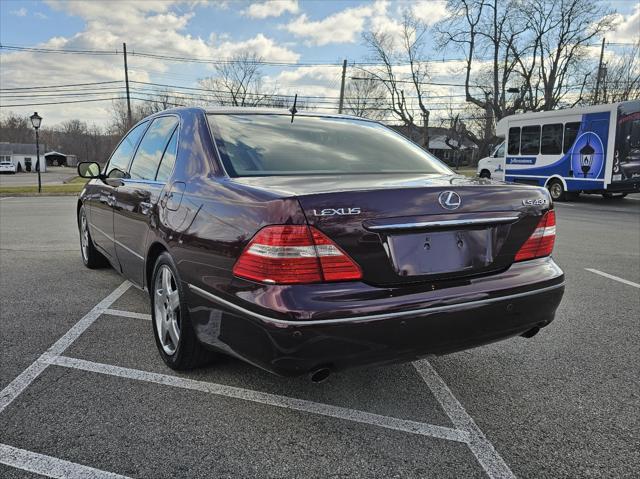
[{"left": 208, "top": 114, "right": 452, "bottom": 177}]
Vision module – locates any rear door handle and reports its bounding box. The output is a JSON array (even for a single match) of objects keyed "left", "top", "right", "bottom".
[{"left": 140, "top": 201, "right": 152, "bottom": 215}]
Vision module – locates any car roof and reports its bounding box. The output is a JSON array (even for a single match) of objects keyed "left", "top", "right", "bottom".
[{"left": 157, "top": 106, "right": 377, "bottom": 123}]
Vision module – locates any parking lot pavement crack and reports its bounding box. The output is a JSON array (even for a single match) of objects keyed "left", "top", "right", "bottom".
[
  {"left": 45, "top": 354, "right": 470, "bottom": 445},
  {"left": 413, "top": 360, "right": 516, "bottom": 479}
]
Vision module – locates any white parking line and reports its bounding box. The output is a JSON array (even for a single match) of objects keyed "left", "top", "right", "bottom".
[
  {"left": 103, "top": 308, "right": 151, "bottom": 320},
  {"left": 585, "top": 268, "right": 640, "bottom": 288},
  {"left": 414, "top": 360, "right": 516, "bottom": 479},
  {"left": 46, "top": 355, "right": 468, "bottom": 444},
  {"left": 0, "top": 281, "right": 131, "bottom": 414},
  {"left": 0, "top": 443, "right": 131, "bottom": 479}
]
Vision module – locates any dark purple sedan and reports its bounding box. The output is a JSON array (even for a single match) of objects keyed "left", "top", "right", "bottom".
[{"left": 77, "top": 108, "right": 564, "bottom": 381}]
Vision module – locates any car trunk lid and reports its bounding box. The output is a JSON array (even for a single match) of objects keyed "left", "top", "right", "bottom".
[{"left": 231, "top": 174, "right": 551, "bottom": 285}]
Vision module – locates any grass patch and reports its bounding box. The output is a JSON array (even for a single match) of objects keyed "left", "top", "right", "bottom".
[{"left": 0, "top": 181, "right": 87, "bottom": 196}]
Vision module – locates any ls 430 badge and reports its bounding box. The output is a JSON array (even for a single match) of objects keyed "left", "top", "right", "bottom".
[
  {"left": 522, "top": 198, "right": 548, "bottom": 206},
  {"left": 312, "top": 207, "right": 361, "bottom": 216}
]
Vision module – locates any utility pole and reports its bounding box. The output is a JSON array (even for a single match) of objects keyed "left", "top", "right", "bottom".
[
  {"left": 594, "top": 38, "right": 606, "bottom": 105},
  {"left": 123, "top": 42, "right": 132, "bottom": 127},
  {"left": 338, "top": 59, "right": 347, "bottom": 114}
]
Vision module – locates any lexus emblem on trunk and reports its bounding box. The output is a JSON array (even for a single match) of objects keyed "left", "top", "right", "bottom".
[{"left": 438, "top": 191, "right": 461, "bottom": 210}]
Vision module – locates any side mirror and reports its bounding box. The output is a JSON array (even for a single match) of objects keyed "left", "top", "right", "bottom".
[{"left": 78, "top": 161, "right": 102, "bottom": 179}]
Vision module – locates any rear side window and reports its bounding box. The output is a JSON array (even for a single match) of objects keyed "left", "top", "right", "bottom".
[
  {"left": 541, "top": 124, "right": 563, "bottom": 154},
  {"left": 155, "top": 127, "right": 179, "bottom": 183},
  {"left": 508, "top": 127, "right": 520, "bottom": 155},
  {"left": 563, "top": 122, "right": 581, "bottom": 153},
  {"left": 106, "top": 121, "right": 148, "bottom": 177},
  {"left": 129, "top": 116, "right": 179, "bottom": 181},
  {"left": 520, "top": 126, "right": 541, "bottom": 155}
]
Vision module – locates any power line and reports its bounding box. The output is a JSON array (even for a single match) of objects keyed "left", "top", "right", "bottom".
[
  {"left": 0, "top": 97, "right": 123, "bottom": 108},
  {"left": 0, "top": 80, "right": 121, "bottom": 91}
]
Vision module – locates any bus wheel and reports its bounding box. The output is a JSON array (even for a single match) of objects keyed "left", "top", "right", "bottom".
[
  {"left": 547, "top": 179, "right": 566, "bottom": 201},
  {"left": 479, "top": 169, "right": 491, "bottom": 179},
  {"left": 602, "top": 192, "right": 627, "bottom": 199}
]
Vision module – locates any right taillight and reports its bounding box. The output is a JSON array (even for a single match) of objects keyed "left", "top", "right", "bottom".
[
  {"left": 232, "top": 225, "right": 362, "bottom": 284},
  {"left": 515, "top": 210, "right": 556, "bottom": 262}
]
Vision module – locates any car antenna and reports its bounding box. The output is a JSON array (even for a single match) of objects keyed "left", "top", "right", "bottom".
[{"left": 289, "top": 94, "right": 298, "bottom": 123}]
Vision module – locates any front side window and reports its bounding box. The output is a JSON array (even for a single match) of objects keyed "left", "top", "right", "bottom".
[
  {"left": 208, "top": 114, "right": 452, "bottom": 177},
  {"left": 541, "top": 124, "right": 563, "bottom": 155},
  {"left": 494, "top": 142, "right": 505, "bottom": 157},
  {"left": 520, "top": 126, "right": 541, "bottom": 155},
  {"left": 106, "top": 121, "right": 148, "bottom": 177},
  {"left": 563, "top": 122, "right": 581, "bottom": 153},
  {"left": 129, "top": 116, "right": 179, "bottom": 181},
  {"left": 508, "top": 128, "right": 520, "bottom": 155}
]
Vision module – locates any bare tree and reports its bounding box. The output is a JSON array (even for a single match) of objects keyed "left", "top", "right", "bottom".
[
  {"left": 596, "top": 41, "right": 640, "bottom": 104},
  {"left": 343, "top": 73, "right": 388, "bottom": 120},
  {"left": 361, "top": 11, "right": 432, "bottom": 147},
  {"left": 198, "top": 52, "right": 271, "bottom": 107},
  {"left": 521, "top": 0, "right": 616, "bottom": 110}
]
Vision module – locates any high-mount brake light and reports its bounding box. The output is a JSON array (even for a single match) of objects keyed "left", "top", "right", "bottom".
[
  {"left": 232, "top": 225, "right": 362, "bottom": 284},
  {"left": 515, "top": 210, "right": 556, "bottom": 262}
]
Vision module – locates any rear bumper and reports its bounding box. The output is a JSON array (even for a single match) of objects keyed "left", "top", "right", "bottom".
[{"left": 186, "top": 257, "right": 564, "bottom": 376}]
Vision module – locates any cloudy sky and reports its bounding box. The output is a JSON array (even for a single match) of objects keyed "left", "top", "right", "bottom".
[{"left": 1, "top": 0, "right": 638, "bottom": 128}]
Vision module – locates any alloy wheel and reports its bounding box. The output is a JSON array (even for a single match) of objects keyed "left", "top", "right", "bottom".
[
  {"left": 154, "top": 265, "right": 181, "bottom": 355},
  {"left": 80, "top": 210, "right": 89, "bottom": 261}
]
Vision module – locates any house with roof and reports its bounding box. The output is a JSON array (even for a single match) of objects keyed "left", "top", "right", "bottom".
[
  {"left": 0, "top": 142, "right": 47, "bottom": 173},
  {"left": 390, "top": 125, "right": 478, "bottom": 166}
]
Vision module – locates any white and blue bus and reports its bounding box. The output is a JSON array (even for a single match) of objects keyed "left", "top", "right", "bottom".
[{"left": 477, "top": 101, "right": 640, "bottom": 200}]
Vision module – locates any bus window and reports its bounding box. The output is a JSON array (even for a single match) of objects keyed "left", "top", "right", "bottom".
[
  {"left": 494, "top": 142, "right": 505, "bottom": 157},
  {"left": 508, "top": 127, "right": 520, "bottom": 155},
  {"left": 541, "top": 124, "right": 563, "bottom": 154},
  {"left": 521, "top": 126, "right": 541, "bottom": 155},
  {"left": 563, "top": 122, "right": 581, "bottom": 153}
]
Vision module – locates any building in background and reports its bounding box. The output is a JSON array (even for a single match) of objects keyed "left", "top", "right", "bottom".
[
  {"left": 0, "top": 143, "right": 47, "bottom": 173},
  {"left": 44, "top": 151, "right": 78, "bottom": 167}
]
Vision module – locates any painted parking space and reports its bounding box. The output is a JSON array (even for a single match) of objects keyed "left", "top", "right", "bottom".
[{"left": 1, "top": 196, "right": 638, "bottom": 478}]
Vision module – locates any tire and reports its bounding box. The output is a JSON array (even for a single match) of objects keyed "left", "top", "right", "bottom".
[
  {"left": 546, "top": 179, "right": 566, "bottom": 201},
  {"left": 78, "top": 205, "right": 108, "bottom": 269},
  {"left": 602, "top": 192, "right": 627, "bottom": 199},
  {"left": 479, "top": 169, "right": 491, "bottom": 179},
  {"left": 151, "top": 252, "right": 215, "bottom": 370}
]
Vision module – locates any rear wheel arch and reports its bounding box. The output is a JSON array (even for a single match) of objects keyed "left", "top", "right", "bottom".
[{"left": 146, "top": 242, "right": 169, "bottom": 292}]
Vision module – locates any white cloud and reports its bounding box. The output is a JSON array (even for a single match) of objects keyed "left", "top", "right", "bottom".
[
  {"left": 243, "top": 0, "right": 298, "bottom": 19},
  {"left": 609, "top": 4, "right": 640, "bottom": 43},
  {"left": 283, "top": 4, "right": 374, "bottom": 46},
  {"left": 1, "top": 1, "right": 300, "bottom": 126},
  {"left": 410, "top": 1, "right": 448, "bottom": 27},
  {"left": 10, "top": 7, "right": 28, "bottom": 16},
  {"left": 34, "top": 11, "right": 48, "bottom": 19}
]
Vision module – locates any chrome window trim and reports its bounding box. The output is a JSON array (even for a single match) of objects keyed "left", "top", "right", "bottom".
[{"left": 187, "top": 281, "right": 565, "bottom": 327}]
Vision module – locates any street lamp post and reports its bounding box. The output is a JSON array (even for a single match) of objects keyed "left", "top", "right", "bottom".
[{"left": 30, "top": 112, "right": 42, "bottom": 193}]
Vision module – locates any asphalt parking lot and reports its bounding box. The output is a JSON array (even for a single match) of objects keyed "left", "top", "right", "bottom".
[{"left": 1, "top": 194, "right": 638, "bottom": 478}]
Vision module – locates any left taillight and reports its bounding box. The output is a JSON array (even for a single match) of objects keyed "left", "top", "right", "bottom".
[
  {"left": 515, "top": 210, "right": 556, "bottom": 262},
  {"left": 232, "top": 225, "right": 362, "bottom": 284}
]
